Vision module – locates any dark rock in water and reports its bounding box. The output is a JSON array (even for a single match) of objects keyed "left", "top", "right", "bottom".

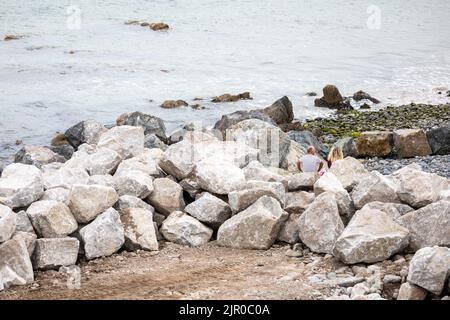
[
  {"left": 117, "top": 111, "right": 167, "bottom": 142},
  {"left": 261, "top": 96, "right": 294, "bottom": 125},
  {"left": 447, "top": 90, "right": 450, "bottom": 97},
  {"left": 353, "top": 90, "right": 380, "bottom": 104},
  {"left": 0, "top": 161, "right": 4, "bottom": 175},
  {"left": 4, "top": 35, "right": 21, "bottom": 41},
  {"left": 190, "top": 104, "right": 206, "bottom": 110},
  {"left": 149, "top": 22, "right": 169, "bottom": 31},
  {"left": 360, "top": 103, "right": 371, "bottom": 110},
  {"left": 305, "top": 92, "right": 317, "bottom": 97},
  {"left": 213, "top": 110, "right": 275, "bottom": 135},
  {"left": 287, "top": 130, "right": 329, "bottom": 158},
  {"left": 426, "top": 124, "right": 450, "bottom": 155},
  {"left": 144, "top": 134, "right": 168, "bottom": 151},
  {"left": 314, "top": 85, "right": 352, "bottom": 110},
  {"left": 65, "top": 120, "right": 107, "bottom": 149},
  {"left": 211, "top": 92, "right": 252, "bottom": 103},
  {"left": 49, "top": 144, "right": 74, "bottom": 160},
  {"left": 333, "top": 137, "right": 358, "bottom": 158},
  {"left": 213, "top": 96, "right": 293, "bottom": 134},
  {"left": 14, "top": 145, "right": 65, "bottom": 168},
  {"left": 160, "top": 100, "right": 188, "bottom": 109}
]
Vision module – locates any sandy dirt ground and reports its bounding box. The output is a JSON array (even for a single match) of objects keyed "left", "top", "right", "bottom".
[{"left": 0, "top": 241, "right": 405, "bottom": 300}]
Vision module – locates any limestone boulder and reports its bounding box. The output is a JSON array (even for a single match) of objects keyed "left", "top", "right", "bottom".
[
  {"left": 15, "top": 211, "right": 34, "bottom": 233},
  {"left": 284, "top": 191, "right": 315, "bottom": 215},
  {"left": 228, "top": 180, "right": 286, "bottom": 214},
  {"left": 333, "top": 208, "right": 409, "bottom": 264},
  {"left": 243, "top": 161, "right": 287, "bottom": 187},
  {"left": 114, "top": 195, "right": 155, "bottom": 213},
  {"left": 68, "top": 184, "right": 119, "bottom": 223},
  {"left": 217, "top": 196, "right": 288, "bottom": 250},
  {"left": 160, "top": 211, "right": 213, "bottom": 247},
  {"left": 120, "top": 207, "right": 158, "bottom": 251},
  {"left": 407, "top": 246, "right": 450, "bottom": 295},
  {"left": 393, "top": 166, "right": 448, "bottom": 208},
  {"left": 361, "top": 201, "right": 413, "bottom": 221},
  {"left": 0, "top": 205, "right": 16, "bottom": 243},
  {"left": 298, "top": 192, "right": 344, "bottom": 254},
  {"left": 226, "top": 119, "right": 291, "bottom": 167},
  {"left": 288, "top": 172, "right": 317, "bottom": 191},
  {"left": 43, "top": 166, "right": 89, "bottom": 190},
  {"left": 355, "top": 131, "right": 393, "bottom": 157},
  {"left": 40, "top": 187, "right": 70, "bottom": 204},
  {"left": 12, "top": 231, "right": 37, "bottom": 257},
  {"left": 32, "top": 238, "right": 79, "bottom": 270},
  {"left": 333, "top": 137, "right": 358, "bottom": 158},
  {"left": 113, "top": 170, "right": 154, "bottom": 199},
  {"left": 397, "top": 282, "right": 427, "bottom": 300},
  {"left": 393, "top": 129, "right": 432, "bottom": 158},
  {"left": 314, "top": 172, "right": 355, "bottom": 221},
  {"left": 439, "top": 189, "right": 450, "bottom": 201},
  {"left": 88, "top": 174, "right": 115, "bottom": 188},
  {"left": 194, "top": 159, "right": 246, "bottom": 195},
  {"left": 398, "top": 201, "right": 450, "bottom": 251},
  {"left": 79, "top": 208, "right": 125, "bottom": 260},
  {"left": 85, "top": 148, "right": 122, "bottom": 175},
  {"left": 14, "top": 146, "right": 65, "bottom": 168},
  {"left": 184, "top": 193, "right": 231, "bottom": 228},
  {"left": 179, "top": 178, "right": 201, "bottom": 199},
  {"left": 146, "top": 178, "right": 185, "bottom": 216},
  {"left": 0, "top": 163, "right": 44, "bottom": 208},
  {"left": 27, "top": 200, "right": 78, "bottom": 238},
  {"left": 0, "top": 238, "right": 34, "bottom": 286},
  {"left": 115, "top": 150, "right": 161, "bottom": 177},
  {"left": 351, "top": 171, "right": 400, "bottom": 209},
  {"left": 65, "top": 120, "right": 107, "bottom": 149},
  {"left": 329, "top": 157, "right": 369, "bottom": 191},
  {"left": 97, "top": 125, "right": 145, "bottom": 159}
]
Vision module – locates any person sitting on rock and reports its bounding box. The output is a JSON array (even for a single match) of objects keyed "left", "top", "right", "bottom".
[
  {"left": 327, "top": 146, "right": 344, "bottom": 168},
  {"left": 297, "top": 146, "right": 323, "bottom": 173}
]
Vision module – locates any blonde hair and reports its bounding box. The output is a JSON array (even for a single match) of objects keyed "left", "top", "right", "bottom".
[{"left": 327, "top": 147, "right": 344, "bottom": 163}]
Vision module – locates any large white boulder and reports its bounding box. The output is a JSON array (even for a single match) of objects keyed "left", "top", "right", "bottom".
[
  {"left": 85, "top": 147, "right": 122, "bottom": 175},
  {"left": 217, "top": 196, "right": 288, "bottom": 249},
  {"left": 287, "top": 172, "right": 317, "bottom": 191},
  {"left": 68, "top": 184, "right": 119, "bottom": 223},
  {"left": 333, "top": 208, "right": 409, "bottom": 264},
  {"left": 225, "top": 119, "right": 291, "bottom": 167},
  {"left": 14, "top": 145, "right": 65, "bottom": 169},
  {"left": 228, "top": 180, "right": 286, "bottom": 214},
  {"left": 79, "top": 208, "right": 125, "bottom": 260},
  {"left": 314, "top": 172, "right": 354, "bottom": 221},
  {"left": 114, "top": 195, "right": 155, "bottom": 213},
  {"left": 88, "top": 174, "right": 115, "bottom": 188},
  {"left": 0, "top": 163, "right": 44, "bottom": 208},
  {"left": 26, "top": 200, "right": 78, "bottom": 238},
  {"left": 97, "top": 125, "right": 145, "bottom": 159},
  {"left": 65, "top": 119, "right": 107, "bottom": 148},
  {"left": 351, "top": 171, "right": 400, "bottom": 209},
  {"left": 40, "top": 187, "right": 70, "bottom": 204},
  {"left": 184, "top": 192, "right": 231, "bottom": 228},
  {"left": 0, "top": 205, "right": 16, "bottom": 243},
  {"left": 43, "top": 166, "right": 89, "bottom": 190},
  {"left": 113, "top": 170, "right": 154, "bottom": 199},
  {"left": 284, "top": 191, "right": 315, "bottom": 215},
  {"left": 0, "top": 238, "right": 34, "bottom": 286},
  {"left": 194, "top": 159, "right": 246, "bottom": 195},
  {"left": 146, "top": 178, "right": 185, "bottom": 216},
  {"left": 32, "top": 238, "right": 79, "bottom": 270},
  {"left": 120, "top": 207, "right": 158, "bottom": 251},
  {"left": 160, "top": 211, "right": 213, "bottom": 247},
  {"left": 114, "top": 149, "right": 162, "bottom": 177},
  {"left": 361, "top": 201, "right": 413, "bottom": 221},
  {"left": 243, "top": 161, "right": 288, "bottom": 186},
  {"left": 329, "top": 157, "right": 369, "bottom": 191},
  {"left": 298, "top": 192, "right": 344, "bottom": 254},
  {"left": 397, "top": 201, "right": 450, "bottom": 251},
  {"left": 393, "top": 165, "right": 449, "bottom": 208},
  {"left": 158, "top": 140, "right": 258, "bottom": 180},
  {"left": 407, "top": 246, "right": 450, "bottom": 295}
]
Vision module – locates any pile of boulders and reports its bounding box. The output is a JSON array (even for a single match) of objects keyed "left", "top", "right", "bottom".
[{"left": 1, "top": 96, "right": 449, "bottom": 300}]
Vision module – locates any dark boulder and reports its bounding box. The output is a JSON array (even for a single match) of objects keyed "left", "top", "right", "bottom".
[
  {"left": 117, "top": 111, "right": 167, "bottom": 142},
  {"left": 353, "top": 90, "right": 380, "bottom": 104},
  {"left": 333, "top": 137, "right": 359, "bottom": 158},
  {"left": 144, "top": 134, "right": 168, "bottom": 151},
  {"left": 211, "top": 92, "right": 252, "bottom": 103},
  {"left": 426, "top": 124, "right": 450, "bottom": 155},
  {"left": 65, "top": 120, "right": 107, "bottom": 149},
  {"left": 314, "top": 85, "right": 353, "bottom": 110},
  {"left": 261, "top": 96, "right": 294, "bottom": 125},
  {"left": 49, "top": 144, "right": 74, "bottom": 160}
]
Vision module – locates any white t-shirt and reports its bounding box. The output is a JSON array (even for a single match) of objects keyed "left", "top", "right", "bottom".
[{"left": 299, "top": 154, "right": 321, "bottom": 172}]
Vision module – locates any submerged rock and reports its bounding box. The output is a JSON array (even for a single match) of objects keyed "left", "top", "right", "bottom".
[
  {"left": 211, "top": 92, "right": 252, "bottom": 103},
  {"left": 352, "top": 90, "right": 380, "bottom": 104},
  {"left": 160, "top": 100, "right": 188, "bottom": 109}
]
